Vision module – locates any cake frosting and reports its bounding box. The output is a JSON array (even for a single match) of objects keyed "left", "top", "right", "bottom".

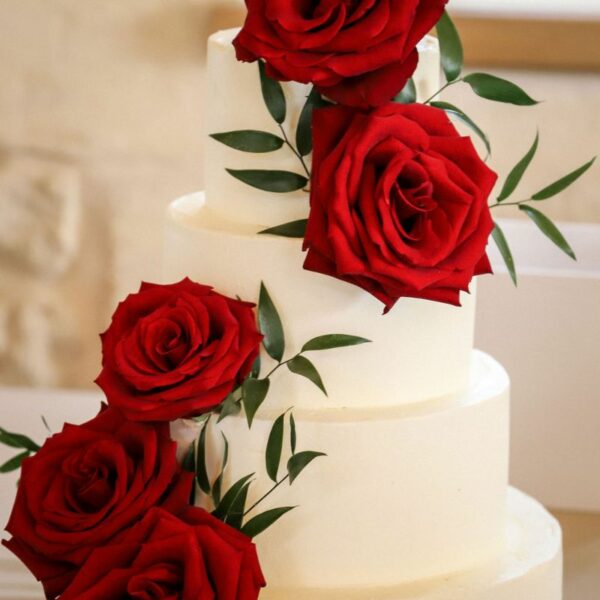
[{"left": 163, "top": 27, "right": 563, "bottom": 600}]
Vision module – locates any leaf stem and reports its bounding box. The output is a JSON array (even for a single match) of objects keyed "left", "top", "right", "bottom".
[
  {"left": 489, "top": 198, "right": 532, "bottom": 209},
  {"left": 423, "top": 79, "right": 461, "bottom": 105},
  {"left": 264, "top": 354, "right": 299, "bottom": 380},
  {"left": 277, "top": 124, "right": 311, "bottom": 180},
  {"left": 244, "top": 474, "right": 290, "bottom": 517}
]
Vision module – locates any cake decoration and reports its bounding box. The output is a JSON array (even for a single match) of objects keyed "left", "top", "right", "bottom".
[
  {"left": 2, "top": 279, "right": 367, "bottom": 599},
  {"left": 302, "top": 103, "right": 496, "bottom": 311},
  {"left": 214, "top": 9, "right": 594, "bottom": 309},
  {"left": 233, "top": 0, "right": 449, "bottom": 109}
]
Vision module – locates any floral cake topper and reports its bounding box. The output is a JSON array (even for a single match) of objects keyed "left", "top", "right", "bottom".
[{"left": 214, "top": 6, "right": 595, "bottom": 311}]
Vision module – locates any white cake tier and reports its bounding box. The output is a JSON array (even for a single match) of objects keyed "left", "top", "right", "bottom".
[
  {"left": 257, "top": 488, "right": 562, "bottom": 600},
  {"left": 204, "top": 29, "right": 441, "bottom": 233},
  {"left": 164, "top": 193, "right": 476, "bottom": 411},
  {"left": 173, "top": 350, "right": 509, "bottom": 590}
]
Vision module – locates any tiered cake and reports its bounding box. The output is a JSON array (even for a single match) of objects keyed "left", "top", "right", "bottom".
[{"left": 163, "top": 29, "right": 562, "bottom": 600}]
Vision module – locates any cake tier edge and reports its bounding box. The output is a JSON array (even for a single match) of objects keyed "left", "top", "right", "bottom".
[
  {"left": 164, "top": 192, "right": 477, "bottom": 413},
  {"left": 257, "top": 488, "right": 562, "bottom": 600},
  {"left": 172, "top": 350, "right": 510, "bottom": 589}
]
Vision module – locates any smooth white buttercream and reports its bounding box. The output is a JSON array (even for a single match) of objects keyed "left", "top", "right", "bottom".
[
  {"left": 172, "top": 351, "right": 509, "bottom": 589},
  {"left": 256, "top": 488, "right": 562, "bottom": 599},
  {"left": 164, "top": 192, "right": 476, "bottom": 411}
]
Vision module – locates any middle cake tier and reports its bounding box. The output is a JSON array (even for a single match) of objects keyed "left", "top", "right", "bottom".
[
  {"left": 164, "top": 193, "right": 477, "bottom": 411},
  {"left": 172, "top": 349, "right": 510, "bottom": 589}
]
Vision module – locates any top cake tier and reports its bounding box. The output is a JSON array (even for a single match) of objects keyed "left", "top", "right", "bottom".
[{"left": 204, "top": 28, "right": 440, "bottom": 233}]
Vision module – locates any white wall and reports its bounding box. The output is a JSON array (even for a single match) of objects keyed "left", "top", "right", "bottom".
[{"left": 451, "top": 0, "right": 600, "bottom": 19}]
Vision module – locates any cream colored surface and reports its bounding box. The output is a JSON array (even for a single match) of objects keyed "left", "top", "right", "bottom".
[
  {"left": 203, "top": 29, "right": 441, "bottom": 233},
  {"left": 172, "top": 351, "right": 509, "bottom": 589},
  {"left": 258, "top": 489, "right": 561, "bottom": 600},
  {"left": 165, "top": 193, "right": 476, "bottom": 410}
]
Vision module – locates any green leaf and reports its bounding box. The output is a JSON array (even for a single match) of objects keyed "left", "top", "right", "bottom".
[
  {"left": 210, "top": 130, "right": 284, "bottom": 153},
  {"left": 0, "top": 450, "right": 30, "bottom": 473},
  {"left": 266, "top": 413, "right": 285, "bottom": 482},
  {"left": 182, "top": 442, "right": 196, "bottom": 473},
  {"left": 296, "top": 87, "right": 322, "bottom": 156},
  {"left": 498, "top": 132, "right": 539, "bottom": 202},
  {"left": 290, "top": 412, "right": 297, "bottom": 455},
  {"left": 251, "top": 355, "right": 261, "bottom": 379},
  {"left": 242, "top": 378, "right": 271, "bottom": 428},
  {"left": 393, "top": 78, "right": 416, "bottom": 104},
  {"left": 195, "top": 421, "right": 211, "bottom": 495},
  {"left": 213, "top": 473, "right": 254, "bottom": 520},
  {"left": 241, "top": 506, "right": 295, "bottom": 538},
  {"left": 430, "top": 101, "right": 491, "bottom": 158},
  {"left": 259, "top": 219, "right": 307, "bottom": 238},
  {"left": 224, "top": 480, "right": 252, "bottom": 530},
  {"left": 436, "top": 11, "right": 463, "bottom": 82},
  {"left": 0, "top": 427, "right": 40, "bottom": 452},
  {"left": 464, "top": 73, "right": 538, "bottom": 106},
  {"left": 211, "top": 433, "right": 229, "bottom": 506},
  {"left": 287, "top": 451, "right": 327, "bottom": 484},
  {"left": 259, "top": 61, "right": 286, "bottom": 124},
  {"left": 519, "top": 205, "right": 576, "bottom": 260},
  {"left": 531, "top": 157, "right": 596, "bottom": 200},
  {"left": 301, "top": 334, "right": 371, "bottom": 353},
  {"left": 258, "top": 282, "right": 285, "bottom": 362},
  {"left": 287, "top": 355, "right": 327, "bottom": 396},
  {"left": 491, "top": 222, "right": 517, "bottom": 286},
  {"left": 217, "top": 393, "right": 241, "bottom": 424},
  {"left": 41, "top": 415, "right": 51, "bottom": 434},
  {"left": 226, "top": 169, "right": 308, "bottom": 193}
]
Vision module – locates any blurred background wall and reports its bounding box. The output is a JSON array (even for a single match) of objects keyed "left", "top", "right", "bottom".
[{"left": 0, "top": 0, "right": 598, "bottom": 391}]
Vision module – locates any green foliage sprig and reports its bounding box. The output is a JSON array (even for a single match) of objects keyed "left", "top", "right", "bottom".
[
  {"left": 216, "top": 282, "right": 370, "bottom": 428},
  {"left": 186, "top": 408, "right": 325, "bottom": 539},
  {"left": 182, "top": 283, "right": 368, "bottom": 536},
  {"left": 434, "top": 10, "right": 595, "bottom": 284},
  {"left": 0, "top": 427, "right": 40, "bottom": 473},
  {"left": 487, "top": 132, "right": 595, "bottom": 280},
  {"left": 211, "top": 61, "right": 323, "bottom": 196}
]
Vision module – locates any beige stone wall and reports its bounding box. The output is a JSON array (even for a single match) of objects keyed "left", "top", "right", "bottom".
[
  {"left": 0, "top": 2, "right": 598, "bottom": 389},
  {"left": 0, "top": 0, "right": 242, "bottom": 389}
]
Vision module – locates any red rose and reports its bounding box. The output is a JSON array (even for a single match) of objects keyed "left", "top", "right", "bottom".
[
  {"left": 303, "top": 103, "right": 497, "bottom": 311},
  {"left": 2, "top": 408, "right": 192, "bottom": 599},
  {"left": 61, "top": 507, "right": 266, "bottom": 600},
  {"left": 233, "top": 0, "right": 447, "bottom": 108},
  {"left": 96, "top": 279, "right": 262, "bottom": 422}
]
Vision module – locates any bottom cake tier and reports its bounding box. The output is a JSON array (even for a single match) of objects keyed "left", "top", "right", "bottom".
[
  {"left": 173, "top": 350, "right": 511, "bottom": 589},
  {"left": 259, "top": 488, "right": 562, "bottom": 600}
]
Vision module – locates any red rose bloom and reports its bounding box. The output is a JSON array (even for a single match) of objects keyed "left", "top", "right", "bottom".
[
  {"left": 60, "top": 507, "right": 266, "bottom": 600},
  {"left": 2, "top": 407, "right": 192, "bottom": 599},
  {"left": 303, "top": 103, "right": 497, "bottom": 311},
  {"left": 96, "top": 279, "right": 262, "bottom": 422},
  {"left": 233, "top": 0, "right": 448, "bottom": 108}
]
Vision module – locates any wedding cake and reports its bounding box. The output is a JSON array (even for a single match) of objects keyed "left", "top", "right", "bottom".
[
  {"left": 162, "top": 28, "right": 562, "bottom": 600},
  {"left": 7, "top": 4, "right": 586, "bottom": 599}
]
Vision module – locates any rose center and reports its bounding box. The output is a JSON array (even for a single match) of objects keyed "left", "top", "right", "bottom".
[
  {"left": 63, "top": 449, "right": 116, "bottom": 513},
  {"left": 150, "top": 319, "right": 191, "bottom": 369},
  {"left": 390, "top": 164, "right": 436, "bottom": 242}
]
